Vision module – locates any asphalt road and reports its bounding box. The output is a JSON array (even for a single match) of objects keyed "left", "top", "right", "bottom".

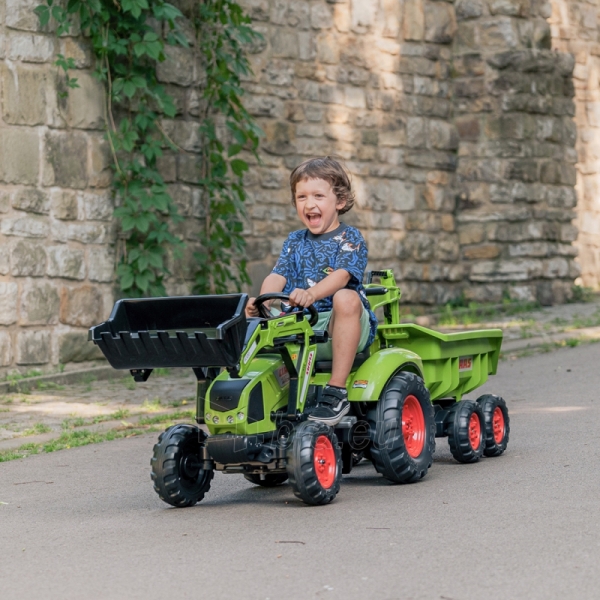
[{"left": 1, "top": 344, "right": 600, "bottom": 600}]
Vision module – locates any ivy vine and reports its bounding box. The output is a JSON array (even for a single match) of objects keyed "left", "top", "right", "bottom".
[{"left": 35, "top": 0, "right": 261, "bottom": 297}]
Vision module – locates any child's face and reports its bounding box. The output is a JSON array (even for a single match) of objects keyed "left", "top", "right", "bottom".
[{"left": 294, "top": 177, "right": 346, "bottom": 235}]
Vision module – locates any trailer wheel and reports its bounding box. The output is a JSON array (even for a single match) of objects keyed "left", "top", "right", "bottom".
[
  {"left": 476, "top": 394, "right": 510, "bottom": 457},
  {"left": 446, "top": 401, "right": 485, "bottom": 464},
  {"left": 151, "top": 424, "right": 213, "bottom": 507},
  {"left": 369, "top": 372, "right": 435, "bottom": 483},
  {"left": 244, "top": 473, "right": 289, "bottom": 487},
  {"left": 286, "top": 421, "right": 342, "bottom": 505}
]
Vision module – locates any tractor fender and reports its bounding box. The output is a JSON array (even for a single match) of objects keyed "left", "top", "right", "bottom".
[{"left": 348, "top": 348, "right": 424, "bottom": 402}]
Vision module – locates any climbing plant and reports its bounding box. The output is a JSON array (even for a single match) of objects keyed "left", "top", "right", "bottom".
[
  {"left": 35, "top": 0, "right": 261, "bottom": 297},
  {"left": 191, "top": 0, "right": 262, "bottom": 294}
]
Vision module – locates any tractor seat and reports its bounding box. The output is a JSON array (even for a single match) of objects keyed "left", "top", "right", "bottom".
[{"left": 314, "top": 348, "right": 370, "bottom": 373}]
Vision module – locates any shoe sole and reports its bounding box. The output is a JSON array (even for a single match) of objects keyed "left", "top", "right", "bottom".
[{"left": 307, "top": 403, "right": 350, "bottom": 426}]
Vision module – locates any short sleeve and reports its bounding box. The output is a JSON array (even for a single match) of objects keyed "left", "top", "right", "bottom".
[
  {"left": 335, "top": 227, "right": 368, "bottom": 284},
  {"left": 272, "top": 235, "right": 293, "bottom": 280}
]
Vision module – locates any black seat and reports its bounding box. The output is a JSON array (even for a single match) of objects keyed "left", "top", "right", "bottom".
[{"left": 314, "top": 348, "right": 371, "bottom": 373}]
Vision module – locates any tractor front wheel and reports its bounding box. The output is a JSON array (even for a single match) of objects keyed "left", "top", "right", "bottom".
[
  {"left": 369, "top": 372, "right": 436, "bottom": 483},
  {"left": 244, "top": 473, "right": 289, "bottom": 487},
  {"left": 151, "top": 424, "right": 214, "bottom": 507},
  {"left": 476, "top": 394, "right": 510, "bottom": 457},
  {"left": 446, "top": 401, "right": 485, "bottom": 464},
  {"left": 286, "top": 421, "right": 342, "bottom": 505}
]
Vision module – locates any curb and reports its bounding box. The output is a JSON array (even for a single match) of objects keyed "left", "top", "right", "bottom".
[
  {"left": 0, "top": 365, "right": 127, "bottom": 395},
  {"left": 500, "top": 326, "right": 600, "bottom": 354}
]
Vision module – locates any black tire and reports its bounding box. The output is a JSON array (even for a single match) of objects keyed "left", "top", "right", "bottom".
[
  {"left": 476, "top": 394, "right": 510, "bottom": 457},
  {"left": 368, "top": 372, "right": 435, "bottom": 483},
  {"left": 244, "top": 473, "right": 289, "bottom": 487},
  {"left": 446, "top": 400, "right": 485, "bottom": 464},
  {"left": 286, "top": 421, "right": 342, "bottom": 506},
  {"left": 151, "top": 424, "right": 214, "bottom": 507}
]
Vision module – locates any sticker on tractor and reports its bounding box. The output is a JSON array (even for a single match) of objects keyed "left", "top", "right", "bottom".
[
  {"left": 305, "top": 351, "right": 315, "bottom": 376},
  {"left": 243, "top": 341, "right": 257, "bottom": 364},
  {"left": 274, "top": 366, "right": 290, "bottom": 388},
  {"left": 291, "top": 353, "right": 298, "bottom": 361},
  {"left": 459, "top": 356, "right": 473, "bottom": 372},
  {"left": 353, "top": 380, "right": 368, "bottom": 389}
]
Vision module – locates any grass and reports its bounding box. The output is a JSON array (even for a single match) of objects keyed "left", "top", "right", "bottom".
[
  {"left": 137, "top": 410, "right": 194, "bottom": 426},
  {"left": 36, "top": 381, "right": 65, "bottom": 391},
  {"left": 0, "top": 427, "right": 162, "bottom": 463},
  {"left": 437, "top": 299, "right": 540, "bottom": 326},
  {"left": 21, "top": 423, "right": 52, "bottom": 436},
  {"left": 141, "top": 398, "right": 163, "bottom": 412},
  {"left": 61, "top": 409, "right": 131, "bottom": 430}
]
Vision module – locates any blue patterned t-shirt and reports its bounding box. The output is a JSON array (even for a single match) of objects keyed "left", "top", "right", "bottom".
[{"left": 272, "top": 223, "right": 378, "bottom": 347}]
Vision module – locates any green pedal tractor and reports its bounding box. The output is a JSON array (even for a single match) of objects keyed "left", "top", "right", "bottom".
[{"left": 89, "top": 270, "right": 509, "bottom": 507}]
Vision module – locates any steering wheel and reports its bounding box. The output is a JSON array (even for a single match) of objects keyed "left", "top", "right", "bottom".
[{"left": 253, "top": 292, "right": 319, "bottom": 327}]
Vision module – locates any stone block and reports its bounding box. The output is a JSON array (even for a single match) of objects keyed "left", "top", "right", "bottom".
[
  {"left": 351, "top": 0, "right": 377, "bottom": 30},
  {"left": 62, "top": 71, "right": 105, "bottom": 129},
  {"left": 10, "top": 240, "right": 46, "bottom": 277},
  {"left": 455, "top": 0, "right": 484, "bottom": 21},
  {"left": 59, "top": 331, "right": 103, "bottom": 363},
  {"left": 1, "top": 62, "right": 48, "bottom": 125},
  {"left": 429, "top": 120, "right": 459, "bottom": 150},
  {"left": 403, "top": 0, "right": 424, "bottom": 41},
  {"left": 0, "top": 282, "right": 18, "bottom": 325},
  {"left": 11, "top": 188, "right": 49, "bottom": 215},
  {"left": 43, "top": 131, "right": 88, "bottom": 189},
  {"left": 406, "top": 117, "right": 426, "bottom": 148},
  {"left": 6, "top": 0, "right": 48, "bottom": 32},
  {"left": 272, "top": 29, "right": 299, "bottom": 58},
  {"left": 8, "top": 32, "right": 55, "bottom": 62},
  {"left": 59, "top": 285, "right": 104, "bottom": 327},
  {"left": 17, "top": 329, "right": 51, "bottom": 365},
  {"left": 463, "top": 244, "right": 502, "bottom": 260},
  {"left": 489, "top": 0, "right": 529, "bottom": 17},
  {"left": 311, "top": 3, "right": 333, "bottom": 29},
  {"left": 0, "top": 127, "right": 40, "bottom": 184},
  {"left": 542, "top": 257, "right": 569, "bottom": 279},
  {"left": 88, "top": 134, "right": 112, "bottom": 188},
  {"left": 508, "top": 284, "right": 536, "bottom": 302},
  {"left": 80, "top": 191, "right": 112, "bottom": 221},
  {"left": 47, "top": 246, "right": 85, "bottom": 280},
  {"left": 51, "top": 190, "right": 79, "bottom": 220},
  {"left": 0, "top": 331, "right": 12, "bottom": 366},
  {"left": 20, "top": 281, "right": 60, "bottom": 325},
  {"left": 156, "top": 46, "right": 195, "bottom": 86},
  {"left": 244, "top": 95, "right": 285, "bottom": 118},
  {"left": 317, "top": 32, "right": 340, "bottom": 64},
  {"left": 0, "top": 246, "right": 9, "bottom": 275},
  {"left": 424, "top": 0, "right": 457, "bottom": 44},
  {"left": 1, "top": 216, "right": 48, "bottom": 238},
  {"left": 470, "top": 259, "right": 543, "bottom": 282},
  {"left": 61, "top": 37, "right": 93, "bottom": 69},
  {"left": 479, "top": 18, "right": 520, "bottom": 49}
]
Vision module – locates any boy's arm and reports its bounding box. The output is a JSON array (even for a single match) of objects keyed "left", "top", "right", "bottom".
[
  {"left": 288, "top": 269, "right": 350, "bottom": 308},
  {"left": 246, "top": 273, "right": 287, "bottom": 317}
]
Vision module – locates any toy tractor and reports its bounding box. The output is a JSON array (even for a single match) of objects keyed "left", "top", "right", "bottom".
[{"left": 89, "top": 270, "right": 509, "bottom": 506}]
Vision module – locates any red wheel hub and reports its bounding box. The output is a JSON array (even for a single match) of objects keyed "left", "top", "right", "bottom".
[
  {"left": 402, "top": 395, "right": 425, "bottom": 458},
  {"left": 492, "top": 406, "right": 505, "bottom": 444},
  {"left": 313, "top": 435, "right": 336, "bottom": 489},
  {"left": 468, "top": 412, "right": 481, "bottom": 450}
]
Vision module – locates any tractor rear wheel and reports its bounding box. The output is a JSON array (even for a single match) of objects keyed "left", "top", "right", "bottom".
[
  {"left": 151, "top": 424, "right": 213, "bottom": 507},
  {"left": 446, "top": 400, "right": 485, "bottom": 463},
  {"left": 244, "top": 473, "right": 289, "bottom": 487},
  {"left": 476, "top": 394, "right": 510, "bottom": 457},
  {"left": 369, "top": 372, "right": 435, "bottom": 483},
  {"left": 286, "top": 421, "right": 342, "bottom": 505}
]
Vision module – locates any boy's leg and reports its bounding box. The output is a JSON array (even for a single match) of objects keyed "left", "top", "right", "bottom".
[
  {"left": 308, "top": 290, "right": 362, "bottom": 425},
  {"left": 328, "top": 289, "right": 363, "bottom": 387}
]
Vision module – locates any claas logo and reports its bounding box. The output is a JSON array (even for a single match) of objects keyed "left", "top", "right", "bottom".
[{"left": 459, "top": 356, "right": 473, "bottom": 371}]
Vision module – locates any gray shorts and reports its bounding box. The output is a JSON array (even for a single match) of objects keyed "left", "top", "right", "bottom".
[{"left": 313, "top": 306, "right": 372, "bottom": 361}]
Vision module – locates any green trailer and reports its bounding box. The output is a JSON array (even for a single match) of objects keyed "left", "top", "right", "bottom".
[{"left": 90, "top": 269, "right": 509, "bottom": 507}]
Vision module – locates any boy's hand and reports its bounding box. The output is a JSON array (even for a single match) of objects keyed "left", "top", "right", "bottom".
[
  {"left": 246, "top": 297, "right": 259, "bottom": 317},
  {"left": 289, "top": 288, "right": 316, "bottom": 308}
]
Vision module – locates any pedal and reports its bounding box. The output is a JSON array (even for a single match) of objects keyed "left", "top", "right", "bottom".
[{"left": 336, "top": 416, "right": 357, "bottom": 429}]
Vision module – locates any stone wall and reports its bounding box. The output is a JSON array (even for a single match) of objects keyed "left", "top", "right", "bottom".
[
  {"left": 0, "top": 0, "right": 583, "bottom": 375},
  {"left": 0, "top": 0, "right": 114, "bottom": 374},
  {"left": 550, "top": 0, "right": 600, "bottom": 290}
]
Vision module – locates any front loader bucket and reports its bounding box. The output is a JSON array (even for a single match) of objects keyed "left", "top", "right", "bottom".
[{"left": 88, "top": 294, "right": 249, "bottom": 370}]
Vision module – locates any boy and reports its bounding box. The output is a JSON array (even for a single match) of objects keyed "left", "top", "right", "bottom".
[{"left": 246, "top": 157, "right": 377, "bottom": 426}]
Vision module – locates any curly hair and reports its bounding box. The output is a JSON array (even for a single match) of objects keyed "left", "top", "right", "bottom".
[{"left": 289, "top": 156, "right": 355, "bottom": 215}]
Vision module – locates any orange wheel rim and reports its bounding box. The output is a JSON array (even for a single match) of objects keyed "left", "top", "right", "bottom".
[
  {"left": 492, "top": 406, "right": 505, "bottom": 444},
  {"left": 402, "top": 395, "right": 425, "bottom": 458},
  {"left": 469, "top": 412, "right": 481, "bottom": 450},
  {"left": 313, "top": 435, "right": 336, "bottom": 489}
]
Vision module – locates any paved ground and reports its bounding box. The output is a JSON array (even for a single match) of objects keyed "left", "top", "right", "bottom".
[{"left": 1, "top": 342, "right": 600, "bottom": 599}]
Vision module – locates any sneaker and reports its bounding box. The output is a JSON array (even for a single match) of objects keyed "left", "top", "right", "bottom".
[{"left": 308, "top": 385, "right": 350, "bottom": 426}]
